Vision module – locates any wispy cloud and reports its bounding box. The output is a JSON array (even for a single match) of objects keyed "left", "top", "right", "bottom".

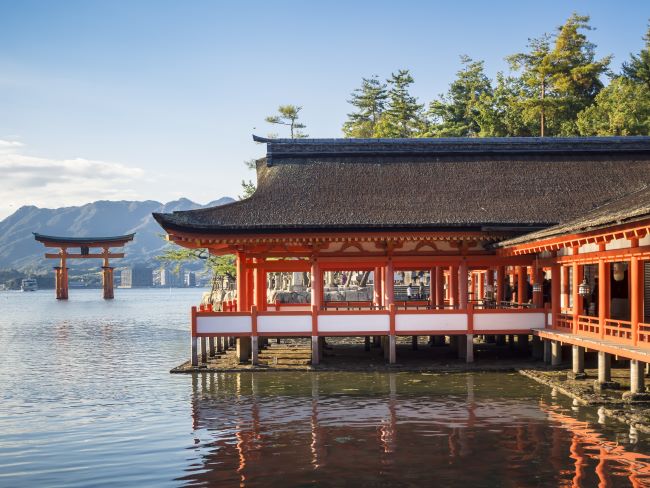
[{"left": 0, "top": 139, "right": 146, "bottom": 219}]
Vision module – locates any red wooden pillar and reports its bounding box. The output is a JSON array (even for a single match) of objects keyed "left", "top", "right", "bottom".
[
  {"left": 496, "top": 266, "right": 504, "bottom": 303},
  {"left": 450, "top": 265, "right": 459, "bottom": 308},
  {"left": 630, "top": 255, "right": 641, "bottom": 345},
  {"left": 517, "top": 266, "right": 526, "bottom": 305},
  {"left": 254, "top": 260, "right": 266, "bottom": 311},
  {"left": 478, "top": 272, "right": 485, "bottom": 301},
  {"left": 310, "top": 258, "right": 322, "bottom": 310},
  {"left": 572, "top": 261, "right": 582, "bottom": 333},
  {"left": 236, "top": 252, "right": 248, "bottom": 312},
  {"left": 436, "top": 267, "right": 444, "bottom": 309},
  {"left": 470, "top": 272, "right": 477, "bottom": 302},
  {"left": 551, "top": 264, "right": 561, "bottom": 328},
  {"left": 598, "top": 259, "right": 610, "bottom": 339},
  {"left": 459, "top": 261, "right": 468, "bottom": 310},
  {"left": 374, "top": 266, "right": 382, "bottom": 308},
  {"left": 385, "top": 259, "right": 395, "bottom": 307},
  {"left": 429, "top": 267, "right": 436, "bottom": 309},
  {"left": 102, "top": 266, "right": 114, "bottom": 299},
  {"left": 531, "top": 266, "right": 543, "bottom": 308},
  {"left": 561, "top": 265, "right": 569, "bottom": 309}
]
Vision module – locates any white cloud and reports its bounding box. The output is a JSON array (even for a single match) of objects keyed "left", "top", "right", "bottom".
[{"left": 0, "top": 139, "right": 146, "bottom": 219}]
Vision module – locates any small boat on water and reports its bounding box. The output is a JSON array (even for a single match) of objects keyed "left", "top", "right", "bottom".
[{"left": 21, "top": 278, "right": 38, "bottom": 292}]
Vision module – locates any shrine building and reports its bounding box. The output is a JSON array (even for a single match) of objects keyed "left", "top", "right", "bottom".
[{"left": 154, "top": 136, "right": 650, "bottom": 390}]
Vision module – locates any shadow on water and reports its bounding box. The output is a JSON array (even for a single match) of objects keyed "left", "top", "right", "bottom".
[{"left": 179, "top": 372, "right": 650, "bottom": 487}]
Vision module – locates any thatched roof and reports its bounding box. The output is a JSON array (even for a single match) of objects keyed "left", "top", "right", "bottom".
[
  {"left": 154, "top": 137, "right": 650, "bottom": 235},
  {"left": 497, "top": 185, "right": 650, "bottom": 247}
]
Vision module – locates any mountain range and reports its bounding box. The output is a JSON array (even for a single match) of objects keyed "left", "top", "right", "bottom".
[{"left": 0, "top": 197, "right": 234, "bottom": 271}]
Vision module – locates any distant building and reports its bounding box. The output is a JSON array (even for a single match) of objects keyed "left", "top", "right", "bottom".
[
  {"left": 184, "top": 271, "right": 196, "bottom": 287},
  {"left": 160, "top": 267, "right": 184, "bottom": 287},
  {"left": 120, "top": 264, "right": 153, "bottom": 288}
]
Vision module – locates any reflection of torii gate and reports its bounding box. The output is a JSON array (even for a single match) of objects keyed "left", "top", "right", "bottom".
[{"left": 33, "top": 233, "right": 135, "bottom": 300}]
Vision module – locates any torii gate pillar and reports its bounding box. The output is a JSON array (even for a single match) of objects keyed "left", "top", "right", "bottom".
[{"left": 102, "top": 266, "right": 115, "bottom": 299}]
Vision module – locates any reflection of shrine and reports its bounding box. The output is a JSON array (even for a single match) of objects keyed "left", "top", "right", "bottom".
[{"left": 180, "top": 374, "right": 650, "bottom": 487}]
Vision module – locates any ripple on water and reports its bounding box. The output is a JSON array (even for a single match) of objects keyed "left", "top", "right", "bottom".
[{"left": 1, "top": 290, "right": 650, "bottom": 487}]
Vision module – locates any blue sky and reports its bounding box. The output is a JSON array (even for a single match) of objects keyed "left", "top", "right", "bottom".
[{"left": 1, "top": 0, "right": 649, "bottom": 218}]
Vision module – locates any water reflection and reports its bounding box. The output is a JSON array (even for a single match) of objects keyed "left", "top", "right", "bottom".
[{"left": 181, "top": 372, "right": 650, "bottom": 487}]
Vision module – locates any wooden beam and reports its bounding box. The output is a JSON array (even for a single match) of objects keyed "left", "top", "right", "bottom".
[{"left": 44, "top": 253, "right": 124, "bottom": 259}]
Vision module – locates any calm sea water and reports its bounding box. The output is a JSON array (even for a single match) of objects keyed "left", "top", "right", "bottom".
[{"left": 1, "top": 289, "right": 650, "bottom": 487}]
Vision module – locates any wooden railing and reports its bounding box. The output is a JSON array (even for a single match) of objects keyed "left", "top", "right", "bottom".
[
  {"left": 638, "top": 322, "right": 650, "bottom": 345},
  {"left": 576, "top": 315, "right": 600, "bottom": 337},
  {"left": 555, "top": 313, "right": 573, "bottom": 331},
  {"left": 603, "top": 318, "right": 633, "bottom": 344}
]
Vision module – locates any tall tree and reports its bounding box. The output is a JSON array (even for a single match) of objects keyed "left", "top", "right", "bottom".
[
  {"left": 622, "top": 22, "right": 650, "bottom": 89},
  {"left": 374, "top": 70, "right": 424, "bottom": 138},
  {"left": 342, "top": 75, "right": 388, "bottom": 137},
  {"left": 577, "top": 77, "right": 650, "bottom": 136},
  {"left": 507, "top": 13, "right": 610, "bottom": 136},
  {"left": 265, "top": 105, "right": 308, "bottom": 138},
  {"left": 506, "top": 34, "right": 556, "bottom": 136},
  {"left": 551, "top": 13, "right": 611, "bottom": 135},
  {"left": 427, "top": 56, "right": 493, "bottom": 137}
]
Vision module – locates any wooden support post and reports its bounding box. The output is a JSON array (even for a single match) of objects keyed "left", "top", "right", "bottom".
[
  {"left": 251, "top": 336, "right": 259, "bottom": 366},
  {"left": 551, "top": 264, "right": 561, "bottom": 328},
  {"left": 208, "top": 337, "right": 215, "bottom": 357},
  {"left": 436, "top": 266, "right": 444, "bottom": 308},
  {"left": 386, "top": 259, "right": 395, "bottom": 308},
  {"left": 237, "top": 337, "right": 251, "bottom": 363},
  {"left": 191, "top": 337, "right": 198, "bottom": 367},
  {"left": 429, "top": 267, "right": 436, "bottom": 309},
  {"left": 459, "top": 261, "right": 468, "bottom": 310},
  {"left": 311, "top": 304, "right": 319, "bottom": 366},
  {"left": 411, "top": 336, "right": 418, "bottom": 350},
  {"left": 572, "top": 261, "right": 582, "bottom": 332},
  {"left": 201, "top": 337, "right": 207, "bottom": 364},
  {"left": 598, "top": 351, "right": 611, "bottom": 383},
  {"left": 496, "top": 266, "right": 504, "bottom": 303},
  {"left": 543, "top": 339, "right": 551, "bottom": 363},
  {"left": 465, "top": 334, "right": 474, "bottom": 363},
  {"left": 517, "top": 266, "right": 526, "bottom": 305},
  {"left": 374, "top": 266, "right": 382, "bottom": 308},
  {"left": 572, "top": 346, "right": 585, "bottom": 375},
  {"left": 598, "top": 259, "right": 609, "bottom": 339},
  {"left": 630, "top": 360, "right": 645, "bottom": 394},
  {"left": 450, "top": 265, "right": 459, "bottom": 308},
  {"left": 236, "top": 252, "right": 247, "bottom": 312},
  {"left": 630, "top": 256, "right": 640, "bottom": 346},
  {"left": 364, "top": 336, "right": 371, "bottom": 351},
  {"left": 551, "top": 340, "right": 562, "bottom": 366},
  {"left": 389, "top": 303, "right": 396, "bottom": 364},
  {"left": 561, "top": 265, "right": 569, "bottom": 309}
]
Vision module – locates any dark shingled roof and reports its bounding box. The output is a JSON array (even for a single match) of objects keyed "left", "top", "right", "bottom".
[
  {"left": 497, "top": 185, "right": 650, "bottom": 247},
  {"left": 33, "top": 233, "right": 135, "bottom": 245},
  {"left": 153, "top": 137, "right": 650, "bottom": 235}
]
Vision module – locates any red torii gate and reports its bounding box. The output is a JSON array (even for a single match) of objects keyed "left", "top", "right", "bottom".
[{"left": 33, "top": 233, "right": 135, "bottom": 300}]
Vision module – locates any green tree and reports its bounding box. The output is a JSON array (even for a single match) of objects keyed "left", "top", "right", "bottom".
[
  {"left": 622, "top": 23, "right": 650, "bottom": 89},
  {"left": 577, "top": 77, "right": 650, "bottom": 135},
  {"left": 265, "top": 105, "right": 308, "bottom": 138},
  {"left": 157, "top": 246, "right": 236, "bottom": 280},
  {"left": 475, "top": 73, "right": 533, "bottom": 137},
  {"left": 342, "top": 75, "right": 388, "bottom": 137},
  {"left": 507, "top": 34, "right": 557, "bottom": 136},
  {"left": 507, "top": 13, "right": 611, "bottom": 136},
  {"left": 374, "top": 70, "right": 424, "bottom": 137},
  {"left": 427, "top": 56, "right": 493, "bottom": 137}
]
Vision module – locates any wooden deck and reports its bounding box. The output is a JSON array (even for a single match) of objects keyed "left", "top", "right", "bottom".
[{"left": 534, "top": 328, "right": 650, "bottom": 363}]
